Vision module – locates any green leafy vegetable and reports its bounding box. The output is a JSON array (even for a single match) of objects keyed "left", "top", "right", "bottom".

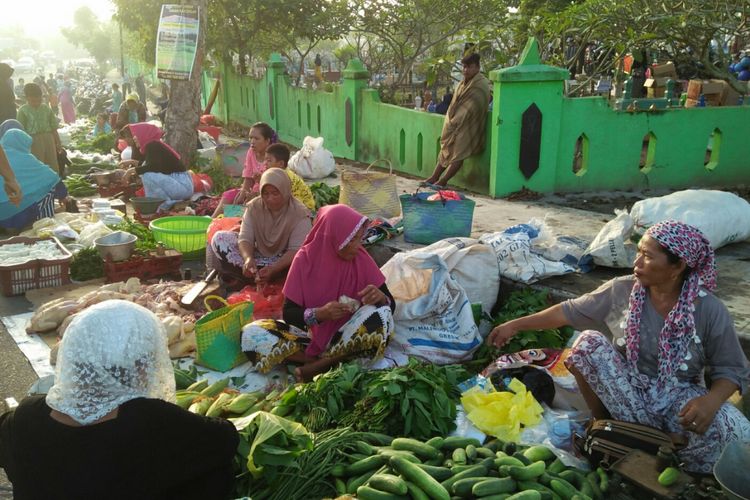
[
  {"left": 63, "top": 174, "right": 97, "bottom": 196},
  {"left": 309, "top": 182, "right": 340, "bottom": 210},
  {"left": 70, "top": 132, "right": 116, "bottom": 154},
  {"left": 111, "top": 218, "right": 157, "bottom": 253},
  {"left": 70, "top": 247, "right": 104, "bottom": 281}
]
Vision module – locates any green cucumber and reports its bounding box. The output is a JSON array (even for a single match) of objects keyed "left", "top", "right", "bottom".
[
  {"left": 334, "top": 477, "right": 346, "bottom": 495},
  {"left": 364, "top": 433, "right": 395, "bottom": 446},
  {"left": 503, "top": 442, "right": 517, "bottom": 455},
  {"left": 392, "top": 438, "right": 440, "bottom": 460},
  {"left": 465, "top": 444, "right": 478, "bottom": 462},
  {"left": 476, "top": 446, "right": 495, "bottom": 459},
  {"left": 377, "top": 448, "right": 422, "bottom": 463},
  {"left": 523, "top": 445, "right": 556, "bottom": 463},
  {"left": 356, "top": 440, "right": 377, "bottom": 456},
  {"left": 390, "top": 455, "right": 450, "bottom": 500},
  {"left": 550, "top": 478, "right": 580, "bottom": 500},
  {"left": 330, "top": 464, "right": 346, "bottom": 477},
  {"left": 441, "top": 436, "right": 482, "bottom": 450},
  {"left": 658, "top": 467, "right": 680, "bottom": 487},
  {"left": 405, "top": 480, "right": 430, "bottom": 500},
  {"left": 344, "top": 454, "right": 388, "bottom": 476},
  {"left": 512, "top": 452, "right": 532, "bottom": 466},
  {"left": 471, "top": 477, "right": 517, "bottom": 496},
  {"left": 508, "top": 461, "right": 546, "bottom": 481},
  {"left": 441, "top": 464, "right": 488, "bottom": 492},
  {"left": 452, "top": 448, "right": 467, "bottom": 464},
  {"left": 416, "top": 464, "right": 453, "bottom": 481},
  {"left": 484, "top": 438, "right": 505, "bottom": 452},
  {"left": 452, "top": 477, "right": 492, "bottom": 497},
  {"left": 517, "top": 481, "right": 555, "bottom": 500},
  {"left": 476, "top": 495, "right": 512, "bottom": 500},
  {"left": 450, "top": 465, "right": 476, "bottom": 474},
  {"left": 585, "top": 472, "right": 603, "bottom": 500},
  {"left": 495, "top": 456, "right": 525, "bottom": 468},
  {"left": 547, "top": 458, "right": 566, "bottom": 475},
  {"left": 595, "top": 468, "right": 608, "bottom": 493},
  {"left": 507, "top": 491, "right": 543, "bottom": 500},
  {"left": 347, "top": 467, "right": 382, "bottom": 494},
  {"left": 356, "top": 484, "right": 408, "bottom": 500},
  {"left": 369, "top": 473, "right": 408, "bottom": 495},
  {"left": 558, "top": 470, "right": 583, "bottom": 488},
  {"left": 426, "top": 436, "right": 445, "bottom": 449},
  {"left": 425, "top": 453, "right": 444, "bottom": 466}
]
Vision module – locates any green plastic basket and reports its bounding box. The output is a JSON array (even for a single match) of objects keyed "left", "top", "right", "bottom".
[{"left": 149, "top": 216, "right": 212, "bottom": 260}]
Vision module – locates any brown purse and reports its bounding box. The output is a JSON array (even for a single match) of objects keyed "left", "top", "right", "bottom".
[{"left": 574, "top": 419, "right": 686, "bottom": 467}]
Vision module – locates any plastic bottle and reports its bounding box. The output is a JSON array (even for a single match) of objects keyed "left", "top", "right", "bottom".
[{"left": 698, "top": 93, "right": 706, "bottom": 107}]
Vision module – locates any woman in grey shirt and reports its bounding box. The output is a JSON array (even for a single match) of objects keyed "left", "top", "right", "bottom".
[{"left": 488, "top": 220, "right": 750, "bottom": 473}]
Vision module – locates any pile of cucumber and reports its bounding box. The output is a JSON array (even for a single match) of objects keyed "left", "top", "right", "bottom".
[{"left": 329, "top": 436, "right": 609, "bottom": 500}]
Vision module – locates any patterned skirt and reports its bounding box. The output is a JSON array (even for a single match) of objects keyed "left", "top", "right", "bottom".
[
  {"left": 567, "top": 330, "right": 750, "bottom": 473},
  {"left": 240, "top": 305, "right": 394, "bottom": 373}
]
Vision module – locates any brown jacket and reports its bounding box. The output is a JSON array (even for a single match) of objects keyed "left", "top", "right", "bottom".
[{"left": 115, "top": 101, "right": 147, "bottom": 131}]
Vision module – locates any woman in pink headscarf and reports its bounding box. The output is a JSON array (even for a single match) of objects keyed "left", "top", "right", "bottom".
[
  {"left": 118, "top": 123, "right": 193, "bottom": 212},
  {"left": 488, "top": 220, "right": 750, "bottom": 473},
  {"left": 58, "top": 81, "right": 76, "bottom": 124},
  {"left": 240, "top": 204, "right": 395, "bottom": 381}
]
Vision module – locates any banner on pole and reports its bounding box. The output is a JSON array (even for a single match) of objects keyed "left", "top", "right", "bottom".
[{"left": 156, "top": 4, "right": 200, "bottom": 80}]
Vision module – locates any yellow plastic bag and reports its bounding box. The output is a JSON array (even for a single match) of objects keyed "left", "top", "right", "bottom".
[{"left": 461, "top": 378, "right": 544, "bottom": 442}]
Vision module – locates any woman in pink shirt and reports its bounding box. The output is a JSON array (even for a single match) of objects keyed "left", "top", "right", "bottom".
[{"left": 212, "top": 122, "right": 276, "bottom": 217}]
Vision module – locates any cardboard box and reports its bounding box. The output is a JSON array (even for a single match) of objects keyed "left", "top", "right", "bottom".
[
  {"left": 647, "top": 87, "right": 666, "bottom": 98},
  {"left": 685, "top": 98, "right": 699, "bottom": 108},
  {"left": 687, "top": 79, "right": 725, "bottom": 100},
  {"left": 722, "top": 84, "right": 741, "bottom": 106},
  {"left": 652, "top": 62, "right": 677, "bottom": 79},
  {"left": 645, "top": 77, "right": 671, "bottom": 88}
]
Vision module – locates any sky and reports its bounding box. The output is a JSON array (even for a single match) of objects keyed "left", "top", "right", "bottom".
[{"left": 4, "top": 0, "right": 115, "bottom": 38}]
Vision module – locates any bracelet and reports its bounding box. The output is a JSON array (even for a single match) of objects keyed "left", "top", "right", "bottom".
[{"left": 303, "top": 308, "right": 319, "bottom": 326}]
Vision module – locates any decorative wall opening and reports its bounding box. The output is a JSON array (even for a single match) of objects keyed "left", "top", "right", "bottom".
[
  {"left": 317, "top": 105, "right": 321, "bottom": 134},
  {"left": 297, "top": 101, "right": 301, "bottom": 127},
  {"left": 704, "top": 128, "right": 722, "bottom": 171},
  {"left": 399, "top": 129, "right": 406, "bottom": 165},
  {"left": 572, "top": 133, "right": 589, "bottom": 176},
  {"left": 639, "top": 132, "right": 657, "bottom": 173},
  {"left": 417, "top": 133, "right": 424, "bottom": 172}
]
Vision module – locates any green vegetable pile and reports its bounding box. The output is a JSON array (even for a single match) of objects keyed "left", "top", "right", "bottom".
[
  {"left": 111, "top": 218, "right": 157, "bottom": 253},
  {"left": 70, "top": 132, "right": 116, "bottom": 154},
  {"left": 70, "top": 247, "right": 104, "bottom": 281},
  {"left": 202, "top": 156, "right": 236, "bottom": 194},
  {"left": 310, "top": 182, "right": 340, "bottom": 210},
  {"left": 63, "top": 174, "right": 97, "bottom": 196},
  {"left": 279, "top": 359, "right": 468, "bottom": 441},
  {"left": 470, "top": 289, "right": 574, "bottom": 371}
]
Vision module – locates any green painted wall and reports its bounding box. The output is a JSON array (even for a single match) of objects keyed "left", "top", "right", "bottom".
[{"left": 198, "top": 41, "right": 750, "bottom": 198}]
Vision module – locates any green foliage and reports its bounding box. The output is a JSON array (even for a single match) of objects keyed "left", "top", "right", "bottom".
[
  {"left": 62, "top": 175, "right": 97, "bottom": 197},
  {"left": 70, "top": 133, "right": 117, "bottom": 155},
  {"left": 70, "top": 247, "right": 105, "bottom": 281},
  {"left": 61, "top": 7, "right": 116, "bottom": 66},
  {"left": 309, "top": 182, "right": 340, "bottom": 210},
  {"left": 111, "top": 218, "right": 157, "bottom": 253}
]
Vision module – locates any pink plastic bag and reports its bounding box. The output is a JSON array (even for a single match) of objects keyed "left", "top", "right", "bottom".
[{"left": 227, "top": 283, "right": 284, "bottom": 320}]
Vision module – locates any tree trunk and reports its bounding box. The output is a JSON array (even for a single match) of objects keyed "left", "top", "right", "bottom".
[{"left": 164, "top": 0, "right": 206, "bottom": 165}]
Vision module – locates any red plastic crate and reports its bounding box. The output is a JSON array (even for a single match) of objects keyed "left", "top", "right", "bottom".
[
  {"left": 0, "top": 237, "right": 72, "bottom": 296},
  {"left": 104, "top": 249, "right": 183, "bottom": 283}
]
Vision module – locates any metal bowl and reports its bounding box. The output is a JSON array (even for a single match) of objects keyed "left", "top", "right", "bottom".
[
  {"left": 131, "top": 196, "right": 165, "bottom": 215},
  {"left": 94, "top": 231, "right": 137, "bottom": 262},
  {"left": 93, "top": 171, "right": 117, "bottom": 186},
  {"left": 714, "top": 441, "right": 750, "bottom": 500}
]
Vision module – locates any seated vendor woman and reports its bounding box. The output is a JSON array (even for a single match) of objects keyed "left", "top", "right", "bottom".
[
  {"left": 487, "top": 220, "right": 750, "bottom": 474},
  {"left": 118, "top": 123, "right": 193, "bottom": 212},
  {"left": 241, "top": 204, "right": 396, "bottom": 382},
  {"left": 0, "top": 300, "right": 239, "bottom": 499},
  {"left": 208, "top": 168, "right": 312, "bottom": 289}
]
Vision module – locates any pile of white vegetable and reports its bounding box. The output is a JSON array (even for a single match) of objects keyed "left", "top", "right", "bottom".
[{"left": 0, "top": 240, "right": 68, "bottom": 266}]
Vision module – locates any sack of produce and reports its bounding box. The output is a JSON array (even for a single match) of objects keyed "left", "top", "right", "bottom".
[
  {"left": 382, "top": 252, "right": 482, "bottom": 364},
  {"left": 339, "top": 159, "right": 400, "bottom": 219},
  {"left": 194, "top": 296, "right": 254, "bottom": 372},
  {"left": 288, "top": 136, "right": 335, "bottom": 179}
]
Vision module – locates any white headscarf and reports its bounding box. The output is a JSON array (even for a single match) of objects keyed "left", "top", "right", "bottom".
[{"left": 46, "top": 300, "right": 176, "bottom": 425}]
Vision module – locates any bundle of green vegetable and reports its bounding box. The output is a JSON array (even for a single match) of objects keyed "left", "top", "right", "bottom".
[
  {"left": 111, "top": 218, "right": 157, "bottom": 253},
  {"left": 278, "top": 359, "right": 468, "bottom": 441},
  {"left": 470, "top": 289, "right": 574, "bottom": 372},
  {"left": 70, "top": 132, "right": 116, "bottom": 154},
  {"left": 63, "top": 174, "right": 97, "bottom": 196},
  {"left": 69, "top": 247, "right": 104, "bottom": 281},
  {"left": 309, "top": 182, "right": 340, "bottom": 210}
]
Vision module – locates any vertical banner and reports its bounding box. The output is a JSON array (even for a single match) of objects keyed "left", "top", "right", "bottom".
[{"left": 155, "top": 4, "right": 200, "bottom": 80}]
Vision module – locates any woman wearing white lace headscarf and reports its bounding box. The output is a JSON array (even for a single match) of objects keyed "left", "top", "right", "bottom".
[{"left": 0, "top": 300, "right": 238, "bottom": 500}]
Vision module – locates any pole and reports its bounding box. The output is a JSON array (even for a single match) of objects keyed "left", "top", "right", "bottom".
[{"left": 119, "top": 19, "right": 125, "bottom": 78}]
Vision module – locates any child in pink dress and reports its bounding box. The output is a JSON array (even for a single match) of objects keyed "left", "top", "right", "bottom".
[{"left": 212, "top": 122, "right": 275, "bottom": 217}]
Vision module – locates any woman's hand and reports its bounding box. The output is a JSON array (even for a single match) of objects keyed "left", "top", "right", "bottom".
[
  {"left": 123, "top": 167, "right": 137, "bottom": 181},
  {"left": 4, "top": 177, "right": 22, "bottom": 206},
  {"left": 358, "top": 284, "right": 387, "bottom": 306},
  {"left": 487, "top": 321, "right": 518, "bottom": 348},
  {"left": 678, "top": 393, "right": 723, "bottom": 434},
  {"left": 255, "top": 265, "right": 273, "bottom": 285},
  {"left": 242, "top": 256, "right": 257, "bottom": 278},
  {"left": 316, "top": 301, "right": 352, "bottom": 322}
]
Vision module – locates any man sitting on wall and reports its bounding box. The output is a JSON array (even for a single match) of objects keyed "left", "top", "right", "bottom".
[{"left": 424, "top": 52, "right": 490, "bottom": 187}]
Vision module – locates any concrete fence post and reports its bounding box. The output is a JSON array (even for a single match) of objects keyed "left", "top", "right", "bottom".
[
  {"left": 342, "top": 58, "right": 369, "bottom": 161},
  {"left": 266, "top": 53, "right": 286, "bottom": 133},
  {"left": 489, "top": 38, "right": 569, "bottom": 197}
]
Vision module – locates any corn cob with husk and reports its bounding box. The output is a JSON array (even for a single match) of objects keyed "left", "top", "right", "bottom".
[
  {"left": 188, "top": 397, "right": 213, "bottom": 415},
  {"left": 175, "top": 391, "right": 202, "bottom": 409},
  {"left": 186, "top": 379, "right": 209, "bottom": 392},
  {"left": 225, "top": 391, "right": 264, "bottom": 414},
  {"left": 200, "top": 378, "right": 230, "bottom": 397},
  {"left": 205, "top": 392, "right": 234, "bottom": 417}
]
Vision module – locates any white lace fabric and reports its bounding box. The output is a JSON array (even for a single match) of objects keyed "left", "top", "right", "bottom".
[{"left": 46, "top": 300, "right": 176, "bottom": 425}]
